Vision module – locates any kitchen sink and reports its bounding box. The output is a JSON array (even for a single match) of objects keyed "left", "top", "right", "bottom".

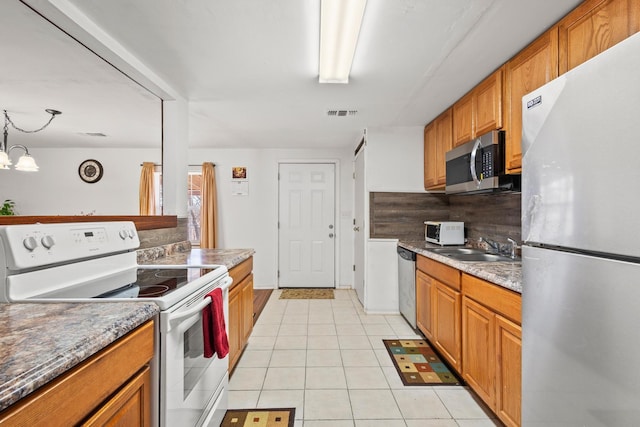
[
  {"left": 426, "top": 247, "right": 519, "bottom": 262},
  {"left": 447, "top": 253, "right": 518, "bottom": 262},
  {"left": 427, "top": 247, "right": 486, "bottom": 255}
]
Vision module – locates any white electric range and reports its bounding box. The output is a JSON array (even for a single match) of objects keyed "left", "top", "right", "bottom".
[{"left": 0, "top": 221, "right": 230, "bottom": 427}]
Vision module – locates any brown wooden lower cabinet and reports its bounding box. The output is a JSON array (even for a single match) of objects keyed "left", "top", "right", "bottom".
[
  {"left": 0, "top": 321, "right": 154, "bottom": 427},
  {"left": 228, "top": 286, "right": 243, "bottom": 369},
  {"left": 462, "top": 273, "right": 521, "bottom": 427},
  {"left": 462, "top": 297, "right": 496, "bottom": 407},
  {"left": 433, "top": 281, "right": 461, "bottom": 373},
  {"left": 416, "top": 269, "right": 434, "bottom": 341},
  {"left": 495, "top": 315, "right": 522, "bottom": 427},
  {"left": 228, "top": 257, "right": 254, "bottom": 372},
  {"left": 415, "top": 255, "right": 522, "bottom": 426},
  {"left": 415, "top": 255, "right": 462, "bottom": 373},
  {"left": 241, "top": 274, "right": 255, "bottom": 344}
]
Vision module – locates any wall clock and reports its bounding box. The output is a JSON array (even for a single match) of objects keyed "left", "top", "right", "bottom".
[{"left": 78, "top": 159, "right": 104, "bottom": 184}]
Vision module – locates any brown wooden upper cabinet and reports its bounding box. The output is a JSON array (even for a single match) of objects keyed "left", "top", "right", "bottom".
[
  {"left": 558, "top": 0, "right": 640, "bottom": 74},
  {"left": 504, "top": 28, "right": 559, "bottom": 174},
  {"left": 423, "top": 122, "right": 437, "bottom": 189},
  {"left": 453, "top": 68, "right": 503, "bottom": 147},
  {"left": 428, "top": 0, "right": 640, "bottom": 178},
  {"left": 424, "top": 108, "right": 453, "bottom": 191},
  {"left": 452, "top": 91, "right": 473, "bottom": 147}
]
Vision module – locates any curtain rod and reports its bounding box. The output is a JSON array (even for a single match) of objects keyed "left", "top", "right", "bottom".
[{"left": 140, "top": 163, "right": 215, "bottom": 167}]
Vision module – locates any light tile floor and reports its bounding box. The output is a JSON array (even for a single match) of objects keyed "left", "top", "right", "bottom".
[{"left": 227, "top": 289, "right": 500, "bottom": 427}]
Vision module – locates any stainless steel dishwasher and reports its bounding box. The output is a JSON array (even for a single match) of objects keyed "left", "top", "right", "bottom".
[{"left": 397, "top": 246, "right": 417, "bottom": 329}]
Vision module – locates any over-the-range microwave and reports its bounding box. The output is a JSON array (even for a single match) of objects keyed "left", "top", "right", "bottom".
[
  {"left": 424, "top": 221, "right": 465, "bottom": 246},
  {"left": 445, "top": 130, "right": 520, "bottom": 195}
]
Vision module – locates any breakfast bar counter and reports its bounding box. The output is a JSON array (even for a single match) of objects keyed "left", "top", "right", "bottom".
[{"left": 0, "top": 302, "right": 159, "bottom": 412}]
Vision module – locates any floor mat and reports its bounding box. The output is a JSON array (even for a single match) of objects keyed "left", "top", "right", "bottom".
[
  {"left": 220, "top": 408, "right": 295, "bottom": 427},
  {"left": 383, "top": 339, "right": 461, "bottom": 386},
  {"left": 279, "top": 288, "right": 334, "bottom": 299}
]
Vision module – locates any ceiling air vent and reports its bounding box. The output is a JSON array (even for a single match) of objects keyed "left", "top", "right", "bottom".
[{"left": 327, "top": 109, "right": 357, "bottom": 117}]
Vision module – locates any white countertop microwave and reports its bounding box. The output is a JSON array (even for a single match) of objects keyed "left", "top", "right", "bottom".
[{"left": 424, "top": 221, "right": 465, "bottom": 246}]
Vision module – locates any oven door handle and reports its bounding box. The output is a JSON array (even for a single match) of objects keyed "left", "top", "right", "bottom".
[{"left": 166, "top": 276, "right": 233, "bottom": 326}]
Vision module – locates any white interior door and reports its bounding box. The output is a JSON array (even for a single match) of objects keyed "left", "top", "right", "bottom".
[
  {"left": 354, "top": 149, "right": 365, "bottom": 305},
  {"left": 278, "top": 163, "right": 336, "bottom": 288}
]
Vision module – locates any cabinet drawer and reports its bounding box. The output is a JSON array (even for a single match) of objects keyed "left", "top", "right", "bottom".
[
  {"left": 229, "top": 257, "right": 253, "bottom": 290},
  {"left": 417, "top": 255, "right": 460, "bottom": 291},
  {"left": 462, "top": 274, "right": 521, "bottom": 324}
]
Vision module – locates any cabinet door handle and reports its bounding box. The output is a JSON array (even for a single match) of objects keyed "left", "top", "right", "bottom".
[{"left": 470, "top": 137, "right": 483, "bottom": 186}]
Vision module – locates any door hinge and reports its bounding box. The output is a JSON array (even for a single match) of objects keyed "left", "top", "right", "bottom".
[
  {"left": 277, "top": 270, "right": 280, "bottom": 278},
  {"left": 278, "top": 172, "right": 280, "bottom": 180},
  {"left": 353, "top": 172, "right": 356, "bottom": 179},
  {"left": 353, "top": 264, "right": 356, "bottom": 271}
]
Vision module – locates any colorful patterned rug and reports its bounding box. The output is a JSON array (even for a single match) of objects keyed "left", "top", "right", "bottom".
[
  {"left": 383, "top": 339, "right": 461, "bottom": 386},
  {"left": 279, "top": 288, "right": 334, "bottom": 299},
  {"left": 221, "top": 408, "right": 295, "bottom": 427}
]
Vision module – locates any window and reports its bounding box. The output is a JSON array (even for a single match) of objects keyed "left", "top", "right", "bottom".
[
  {"left": 153, "top": 170, "right": 163, "bottom": 214},
  {"left": 187, "top": 171, "right": 202, "bottom": 245}
]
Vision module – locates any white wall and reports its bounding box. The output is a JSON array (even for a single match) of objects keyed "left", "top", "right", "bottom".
[
  {"left": 355, "top": 126, "right": 424, "bottom": 314},
  {"left": 0, "top": 147, "right": 160, "bottom": 215},
  {"left": 365, "top": 126, "right": 425, "bottom": 192},
  {"left": 189, "top": 147, "right": 353, "bottom": 289}
]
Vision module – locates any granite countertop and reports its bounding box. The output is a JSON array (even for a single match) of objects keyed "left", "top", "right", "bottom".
[
  {"left": 140, "top": 248, "right": 255, "bottom": 270},
  {"left": 399, "top": 240, "right": 522, "bottom": 293},
  {"left": 0, "top": 302, "right": 159, "bottom": 412}
]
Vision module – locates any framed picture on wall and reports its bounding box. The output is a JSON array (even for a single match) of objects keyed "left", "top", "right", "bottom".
[{"left": 232, "top": 166, "right": 247, "bottom": 180}]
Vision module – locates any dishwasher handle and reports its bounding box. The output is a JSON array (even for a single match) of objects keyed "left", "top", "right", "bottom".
[{"left": 397, "top": 247, "right": 416, "bottom": 261}]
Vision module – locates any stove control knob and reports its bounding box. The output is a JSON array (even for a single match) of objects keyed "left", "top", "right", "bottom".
[
  {"left": 119, "top": 230, "right": 128, "bottom": 240},
  {"left": 128, "top": 229, "right": 136, "bottom": 239},
  {"left": 23, "top": 236, "right": 38, "bottom": 251},
  {"left": 41, "top": 235, "right": 56, "bottom": 249}
]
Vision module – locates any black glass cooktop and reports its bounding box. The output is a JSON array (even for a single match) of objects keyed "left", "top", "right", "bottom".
[
  {"left": 37, "top": 267, "right": 218, "bottom": 300},
  {"left": 97, "top": 268, "right": 215, "bottom": 299}
]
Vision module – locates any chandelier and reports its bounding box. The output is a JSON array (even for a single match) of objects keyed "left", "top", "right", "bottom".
[{"left": 0, "top": 109, "right": 62, "bottom": 172}]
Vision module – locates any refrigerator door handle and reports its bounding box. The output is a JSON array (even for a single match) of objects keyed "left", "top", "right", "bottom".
[{"left": 469, "top": 138, "right": 482, "bottom": 186}]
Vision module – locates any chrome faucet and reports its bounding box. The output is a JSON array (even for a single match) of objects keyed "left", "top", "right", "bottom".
[
  {"left": 480, "top": 236, "right": 519, "bottom": 259},
  {"left": 507, "top": 238, "right": 518, "bottom": 259},
  {"left": 479, "top": 237, "right": 500, "bottom": 254}
]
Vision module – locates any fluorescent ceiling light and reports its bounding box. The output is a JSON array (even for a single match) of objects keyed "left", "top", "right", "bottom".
[{"left": 319, "top": 0, "right": 367, "bottom": 84}]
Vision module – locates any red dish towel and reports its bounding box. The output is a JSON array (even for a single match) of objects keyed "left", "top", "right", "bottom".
[{"left": 202, "top": 287, "right": 229, "bottom": 359}]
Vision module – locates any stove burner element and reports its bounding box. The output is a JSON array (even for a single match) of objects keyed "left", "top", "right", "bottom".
[{"left": 138, "top": 284, "right": 171, "bottom": 297}]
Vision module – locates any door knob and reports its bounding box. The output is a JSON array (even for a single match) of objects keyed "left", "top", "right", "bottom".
[
  {"left": 353, "top": 227, "right": 360, "bottom": 232},
  {"left": 329, "top": 233, "right": 334, "bottom": 238}
]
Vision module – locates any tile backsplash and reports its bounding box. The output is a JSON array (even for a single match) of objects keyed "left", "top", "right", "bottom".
[
  {"left": 449, "top": 192, "right": 521, "bottom": 244},
  {"left": 369, "top": 191, "right": 521, "bottom": 243},
  {"left": 369, "top": 192, "right": 449, "bottom": 240}
]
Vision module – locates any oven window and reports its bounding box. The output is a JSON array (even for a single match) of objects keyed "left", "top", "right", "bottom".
[{"left": 183, "top": 317, "right": 213, "bottom": 399}]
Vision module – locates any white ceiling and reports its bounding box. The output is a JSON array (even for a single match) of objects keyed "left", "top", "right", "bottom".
[{"left": 3, "top": 0, "right": 583, "bottom": 150}]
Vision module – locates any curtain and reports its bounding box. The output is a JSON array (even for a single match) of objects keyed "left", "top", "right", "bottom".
[
  {"left": 200, "top": 162, "right": 218, "bottom": 248},
  {"left": 139, "top": 162, "right": 156, "bottom": 215}
]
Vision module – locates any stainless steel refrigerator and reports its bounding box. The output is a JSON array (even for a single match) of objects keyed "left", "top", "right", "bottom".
[{"left": 521, "top": 32, "right": 640, "bottom": 426}]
